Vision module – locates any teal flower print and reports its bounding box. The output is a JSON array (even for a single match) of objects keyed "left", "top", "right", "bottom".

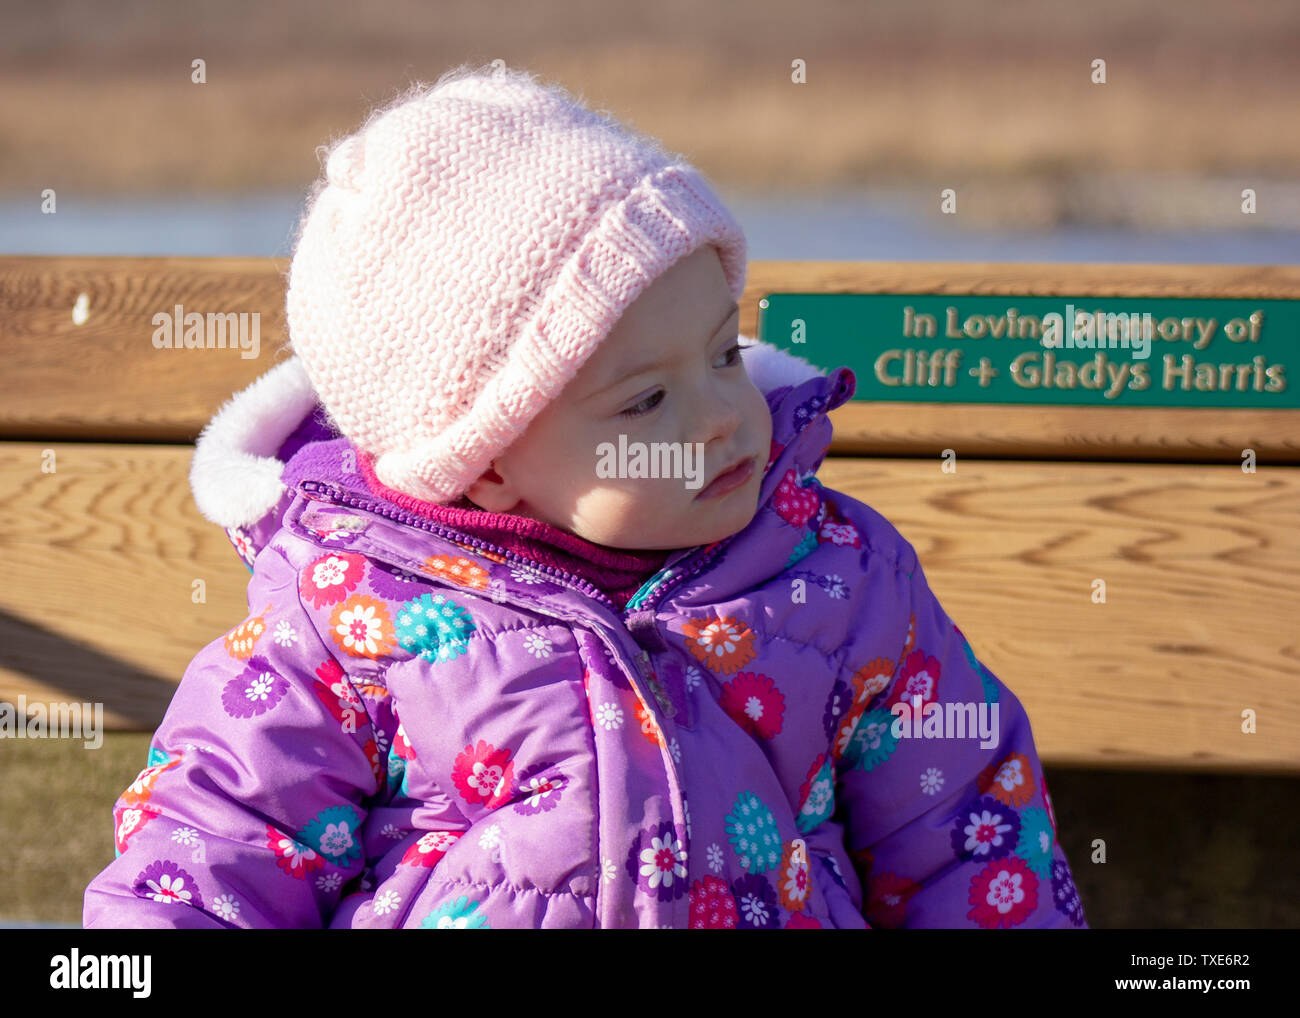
[
  {"left": 726, "top": 791, "right": 783, "bottom": 873},
  {"left": 845, "top": 708, "right": 900, "bottom": 771},
  {"left": 419, "top": 895, "right": 489, "bottom": 929},
  {"left": 395, "top": 593, "right": 476, "bottom": 663},
  {"left": 1014, "top": 807, "right": 1055, "bottom": 879},
  {"left": 297, "top": 804, "right": 363, "bottom": 865},
  {"left": 785, "top": 529, "right": 817, "bottom": 568}
]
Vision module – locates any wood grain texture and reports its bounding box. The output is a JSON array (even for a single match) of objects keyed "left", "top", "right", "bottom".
[
  {"left": 3, "top": 256, "right": 1297, "bottom": 459},
  {"left": 2, "top": 441, "right": 1296, "bottom": 772}
]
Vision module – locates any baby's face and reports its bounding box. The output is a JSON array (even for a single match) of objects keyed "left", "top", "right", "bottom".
[{"left": 465, "top": 245, "right": 772, "bottom": 550}]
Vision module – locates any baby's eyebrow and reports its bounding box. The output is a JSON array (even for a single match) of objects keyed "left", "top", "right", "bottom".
[{"left": 588, "top": 300, "right": 740, "bottom": 400}]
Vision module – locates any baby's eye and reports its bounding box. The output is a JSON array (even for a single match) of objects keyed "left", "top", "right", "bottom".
[
  {"left": 717, "top": 342, "right": 743, "bottom": 368},
  {"left": 620, "top": 390, "right": 663, "bottom": 418}
]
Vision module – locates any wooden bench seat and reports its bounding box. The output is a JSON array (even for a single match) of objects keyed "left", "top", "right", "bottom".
[{"left": 2, "top": 256, "right": 1297, "bottom": 773}]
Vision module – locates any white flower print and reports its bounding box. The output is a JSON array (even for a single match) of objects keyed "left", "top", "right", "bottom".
[
  {"left": 372, "top": 890, "right": 401, "bottom": 916},
  {"left": 319, "top": 821, "right": 354, "bottom": 857},
  {"left": 316, "top": 872, "right": 342, "bottom": 893},
  {"left": 212, "top": 894, "right": 240, "bottom": 921},
  {"left": 739, "top": 892, "right": 769, "bottom": 926},
  {"left": 273, "top": 619, "right": 299, "bottom": 647},
  {"left": 683, "top": 797, "right": 692, "bottom": 840},
  {"left": 638, "top": 832, "right": 687, "bottom": 890},
  {"left": 523, "top": 632, "right": 553, "bottom": 658},
  {"left": 964, "top": 808, "right": 1013, "bottom": 856},
  {"left": 820, "top": 574, "right": 848, "bottom": 598},
  {"left": 170, "top": 826, "right": 199, "bottom": 847},
  {"left": 381, "top": 823, "right": 403, "bottom": 839},
  {"left": 684, "top": 665, "right": 702, "bottom": 691},
  {"left": 595, "top": 702, "right": 624, "bottom": 730},
  {"left": 478, "top": 824, "right": 501, "bottom": 850},
  {"left": 707, "top": 842, "right": 724, "bottom": 873},
  {"left": 601, "top": 857, "right": 617, "bottom": 883},
  {"left": 145, "top": 873, "right": 192, "bottom": 905},
  {"left": 669, "top": 738, "right": 682, "bottom": 764},
  {"left": 311, "top": 555, "right": 351, "bottom": 591},
  {"left": 510, "top": 566, "right": 548, "bottom": 585},
  {"left": 245, "top": 671, "right": 276, "bottom": 702},
  {"left": 921, "top": 767, "right": 945, "bottom": 795}
]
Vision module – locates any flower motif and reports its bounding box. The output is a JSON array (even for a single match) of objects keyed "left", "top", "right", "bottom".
[
  {"left": 212, "top": 894, "right": 240, "bottom": 921},
  {"left": 223, "top": 605, "right": 271, "bottom": 660},
  {"left": 300, "top": 552, "right": 367, "bottom": 609},
  {"left": 297, "top": 805, "right": 364, "bottom": 866},
  {"left": 689, "top": 876, "right": 739, "bottom": 929},
  {"left": 977, "top": 751, "right": 1036, "bottom": 808},
  {"left": 817, "top": 574, "right": 848, "bottom": 598},
  {"left": 508, "top": 565, "right": 554, "bottom": 586},
  {"left": 221, "top": 657, "right": 290, "bottom": 719},
  {"left": 1051, "top": 858, "right": 1086, "bottom": 927},
  {"left": 778, "top": 839, "right": 811, "bottom": 912},
  {"left": 843, "top": 708, "right": 901, "bottom": 771},
  {"left": 950, "top": 796, "right": 1021, "bottom": 862},
  {"left": 394, "top": 592, "right": 475, "bottom": 663},
  {"left": 400, "top": 830, "right": 462, "bottom": 868},
  {"left": 866, "top": 871, "right": 920, "bottom": 929},
  {"left": 902, "top": 613, "right": 916, "bottom": 658},
  {"left": 719, "top": 671, "right": 785, "bottom": 739},
  {"left": 594, "top": 702, "right": 624, "bottom": 730},
  {"left": 310, "top": 658, "right": 364, "bottom": 727},
  {"left": 707, "top": 842, "right": 725, "bottom": 873},
  {"left": 785, "top": 913, "right": 823, "bottom": 929},
  {"left": 329, "top": 594, "right": 397, "bottom": 659},
  {"left": 679, "top": 615, "right": 756, "bottom": 675},
  {"left": 632, "top": 699, "right": 665, "bottom": 748},
  {"left": 668, "top": 738, "right": 681, "bottom": 764},
  {"left": 522, "top": 632, "right": 553, "bottom": 658},
  {"left": 920, "top": 767, "right": 945, "bottom": 795},
  {"left": 450, "top": 740, "right": 515, "bottom": 809},
  {"left": 119, "top": 753, "right": 181, "bottom": 807},
  {"left": 851, "top": 658, "right": 895, "bottom": 707},
  {"left": 773, "top": 468, "right": 821, "bottom": 527},
  {"left": 796, "top": 756, "right": 835, "bottom": 832},
  {"left": 886, "top": 648, "right": 941, "bottom": 710},
  {"left": 266, "top": 825, "right": 324, "bottom": 878},
  {"left": 372, "top": 890, "right": 402, "bottom": 916},
  {"left": 725, "top": 791, "right": 783, "bottom": 873},
  {"left": 625, "top": 821, "right": 688, "bottom": 901},
  {"left": 731, "top": 873, "right": 779, "bottom": 929},
  {"left": 1043, "top": 774, "right": 1059, "bottom": 838},
  {"left": 683, "top": 665, "right": 703, "bottom": 691},
  {"left": 113, "top": 804, "right": 159, "bottom": 855},
  {"left": 316, "top": 872, "right": 342, "bottom": 893},
  {"left": 135, "top": 860, "right": 200, "bottom": 908},
  {"left": 785, "top": 529, "right": 818, "bottom": 568},
  {"left": 420, "top": 554, "right": 489, "bottom": 590},
  {"left": 1014, "top": 807, "right": 1055, "bottom": 880},
  {"left": 420, "top": 895, "right": 490, "bottom": 929},
  {"left": 227, "top": 527, "right": 255, "bottom": 565},
  {"left": 601, "top": 858, "right": 617, "bottom": 883},
  {"left": 170, "top": 826, "right": 200, "bottom": 847},
  {"left": 273, "top": 620, "right": 299, "bottom": 647},
  {"left": 968, "top": 856, "right": 1039, "bottom": 929},
  {"left": 513, "top": 762, "right": 566, "bottom": 816}
]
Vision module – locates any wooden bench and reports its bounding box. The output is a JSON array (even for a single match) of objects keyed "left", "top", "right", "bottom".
[{"left": 2, "top": 256, "right": 1297, "bottom": 774}]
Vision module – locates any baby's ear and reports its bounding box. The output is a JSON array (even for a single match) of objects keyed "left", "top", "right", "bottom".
[{"left": 463, "top": 461, "right": 516, "bottom": 512}]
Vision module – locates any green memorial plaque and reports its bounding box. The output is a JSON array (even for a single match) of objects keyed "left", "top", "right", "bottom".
[{"left": 757, "top": 294, "right": 1297, "bottom": 408}]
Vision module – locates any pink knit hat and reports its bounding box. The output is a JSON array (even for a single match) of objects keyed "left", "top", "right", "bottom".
[{"left": 286, "top": 62, "right": 747, "bottom": 505}]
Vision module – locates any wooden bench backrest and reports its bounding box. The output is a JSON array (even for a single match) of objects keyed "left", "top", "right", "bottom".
[{"left": 2, "top": 256, "right": 1297, "bottom": 773}]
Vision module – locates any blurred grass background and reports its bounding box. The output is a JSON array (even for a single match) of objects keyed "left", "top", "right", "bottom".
[{"left": 1, "top": 0, "right": 1297, "bottom": 926}]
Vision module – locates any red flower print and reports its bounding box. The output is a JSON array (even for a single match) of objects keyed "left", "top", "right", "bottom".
[
  {"left": 887, "top": 648, "right": 941, "bottom": 709},
  {"left": 450, "top": 740, "right": 515, "bottom": 809},
  {"left": 311, "top": 658, "right": 364, "bottom": 726},
  {"left": 688, "top": 876, "right": 739, "bottom": 929},
  {"left": 977, "top": 751, "right": 1036, "bottom": 808},
  {"left": 300, "top": 552, "right": 367, "bottom": 609},
  {"left": 817, "top": 497, "right": 861, "bottom": 547},
  {"left": 902, "top": 613, "right": 916, "bottom": 657},
  {"left": 420, "top": 554, "right": 489, "bottom": 590},
  {"left": 773, "top": 469, "right": 821, "bottom": 527},
  {"left": 719, "top": 672, "right": 786, "bottom": 739},
  {"left": 392, "top": 721, "right": 415, "bottom": 760},
  {"left": 363, "top": 738, "right": 382, "bottom": 786},
  {"left": 785, "top": 913, "right": 823, "bottom": 929},
  {"left": 680, "top": 615, "right": 756, "bottom": 675},
  {"left": 778, "top": 839, "right": 811, "bottom": 912},
  {"left": 401, "top": 830, "right": 463, "bottom": 868},
  {"left": 223, "top": 603, "right": 273, "bottom": 660},
  {"left": 633, "top": 698, "right": 666, "bottom": 747},
  {"left": 119, "top": 753, "right": 182, "bottom": 807},
  {"left": 113, "top": 804, "right": 160, "bottom": 855},
  {"left": 967, "top": 856, "right": 1039, "bottom": 929},
  {"left": 266, "top": 824, "right": 324, "bottom": 878},
  {"left": 328, "top": 594, "right": 397, "bottom": 659},
  {"left": 866, "top": 871, "right": 921, "bottom": 929}
]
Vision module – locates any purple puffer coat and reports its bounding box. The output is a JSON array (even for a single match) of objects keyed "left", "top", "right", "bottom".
[{"left": 83, "top": 337, "right": 1087, "bottom": 929}]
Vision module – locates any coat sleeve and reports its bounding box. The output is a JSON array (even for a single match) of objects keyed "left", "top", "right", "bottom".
[
  {"left": 833, "top": 539, "right": 1088, "bottom": 929},
  {"left": 83, "top": 543, "right": 386, "bottom": 928}
]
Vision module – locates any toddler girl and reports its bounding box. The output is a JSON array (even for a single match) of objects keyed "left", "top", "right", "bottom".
[{"left": 84, "top": 63, "right": 1087, "bottom": 929}]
